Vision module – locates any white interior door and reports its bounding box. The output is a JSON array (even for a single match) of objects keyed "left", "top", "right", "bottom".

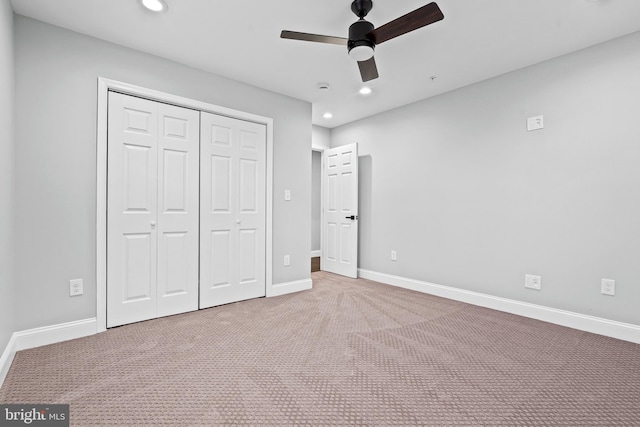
[
  {"left": 107, "top": 92, "right": 199, "bottom": 327},
  {"left": 200, "top": 112, "right": 266, "bottom": 308},
  {"left": 322, "top": 143, "right": 359, "bottom": 278}
]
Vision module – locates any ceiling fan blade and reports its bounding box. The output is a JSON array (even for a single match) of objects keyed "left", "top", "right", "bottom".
[
  {"left": 280, "top": 30, "right": 348, "bottom": 46},
  {"left": 358, "top": 56, "right": 379, "bottom": 82},
  {"left": 368, "top": 2, "right": 444, "bottom": 45}
]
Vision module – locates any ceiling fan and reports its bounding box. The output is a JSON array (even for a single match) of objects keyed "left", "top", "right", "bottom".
[{"left": 280, "top": 1, "right": 444, "bottom": 82}]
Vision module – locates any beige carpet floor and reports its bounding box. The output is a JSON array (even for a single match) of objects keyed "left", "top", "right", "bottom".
[{"left": 1, "top": 271, "right": 639, "bottom": 425}]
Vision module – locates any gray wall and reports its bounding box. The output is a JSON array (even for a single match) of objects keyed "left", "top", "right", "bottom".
[
  {"left": 312, "top": 125, "right": 331, "bottom": 150},
  {"left": 0, "top": 2, "right": 15, "bottom": 350},
  {"left": 332, "top": 31, "right": 640, "bottom": 325},
  {"left": 14, "top": 16, "right": 311, "bottom": 331}
]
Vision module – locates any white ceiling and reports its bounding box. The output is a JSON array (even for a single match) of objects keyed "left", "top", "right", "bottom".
[{"left": 10, "top": 0, "right": 640, "bottom": 128}]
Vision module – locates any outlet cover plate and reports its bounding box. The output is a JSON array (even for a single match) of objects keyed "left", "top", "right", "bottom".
[
  {"left": 601, "top": 279, "right": 615, "bottom": 296},
  {"left": 70, "top": 279, "right": 83, "bottom": 296},
  {"left": 525, "top": 274, "right": 542, "bottom": 290}
]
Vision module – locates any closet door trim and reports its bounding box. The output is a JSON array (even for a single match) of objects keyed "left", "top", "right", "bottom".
[{"left": 96, "top": 77, "right": 274, "bottom": 333}]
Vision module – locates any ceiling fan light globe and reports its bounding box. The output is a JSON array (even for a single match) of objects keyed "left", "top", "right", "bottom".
[
  {"left": 141, "top": 0, "right": 167, "bottom": 12},
  {"left": 349, "top": 45, "right": 374, "bottom": 62}
]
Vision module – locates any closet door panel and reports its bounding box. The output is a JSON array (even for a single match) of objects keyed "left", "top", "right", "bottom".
[
  {"left": 156, "top": 104, "right": 200, "bottom": 317},
  {"left": 200, "top": 112, "right": 266, "bottom": 308},
  {"left": 107, "top": 92, "right": 158, "bottom": 327}
]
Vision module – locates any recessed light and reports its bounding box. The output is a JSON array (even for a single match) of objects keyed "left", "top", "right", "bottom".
[
  {"left": 323, "top": 112, "right": 333, "bottom": 119},
  {"left": 359, "top": 87, "right": 372, "bottom": 95},
  {"left": 141, "top": 0, "right": 168, "bottom": 12}
]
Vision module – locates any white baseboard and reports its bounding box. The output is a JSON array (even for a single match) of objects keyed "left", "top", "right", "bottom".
[
  {"left": 0, "top": 334, "right": 17, "bottom": 389},
  {"left": 0, "top": 318, "right": 97, "bottom": 387},
  {"left": 310, "top": 250, "right": 321, "bottom": 258},
  {"left": 358, "top": 269, "right": 640, "bottom": 344},
  {"left": 268, "top": 278, "right": 313, "bottom": 297}
]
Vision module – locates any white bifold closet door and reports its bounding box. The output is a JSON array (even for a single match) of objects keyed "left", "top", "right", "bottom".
[
  {"left": 199, "top": 112, "right": 266, "bottom": 308},
  {"left": 107, "top": 92, "right": 199, "bottom": 327}
]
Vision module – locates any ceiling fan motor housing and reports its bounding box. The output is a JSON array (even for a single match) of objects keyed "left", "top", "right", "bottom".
[{"left": 348, "top": 19, "right": 375, "bottom": 58}]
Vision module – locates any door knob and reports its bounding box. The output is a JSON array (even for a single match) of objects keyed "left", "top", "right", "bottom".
[
  {"left": 150, "top": 220, "right": 156, "bottom": 228},
  {"left": 345, "top": 215, "right": 358, "bottom": 220},
  {"left": 236, "top": 219, "right": 241, "bottom": 224}
]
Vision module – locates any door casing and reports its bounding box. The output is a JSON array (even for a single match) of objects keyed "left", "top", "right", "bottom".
[{"left": 96, "top": 77, "right": 274, "bottom": 333}]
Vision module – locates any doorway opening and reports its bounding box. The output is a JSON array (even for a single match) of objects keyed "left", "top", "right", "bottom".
[{"left": 311, "top": 149, "right": 322, "bottom": 272}]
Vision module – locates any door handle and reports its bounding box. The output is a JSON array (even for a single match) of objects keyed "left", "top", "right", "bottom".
[{"left": 345, "top": 215, "right": 358, "bottom": 220}]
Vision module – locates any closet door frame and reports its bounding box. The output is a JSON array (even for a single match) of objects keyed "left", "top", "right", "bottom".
[{"left": 96, "top": 77, "right": 274, "bottom": 333}]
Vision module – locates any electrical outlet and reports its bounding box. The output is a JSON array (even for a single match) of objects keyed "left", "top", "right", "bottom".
[
  {"left": 391, "top": 250, "right": 397, "bottom": 261},
  {"left": 70, "top": 279, "right": 83, "bottom": 297},
  {"left": 524, "top": 274, "right": 542, "bottom": 290},
  {"left": 284, "top": 255, "right": 290, "bottom": 266},
  {"left": 601, "top": 279, "right": 615, "bottom": 296}
]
